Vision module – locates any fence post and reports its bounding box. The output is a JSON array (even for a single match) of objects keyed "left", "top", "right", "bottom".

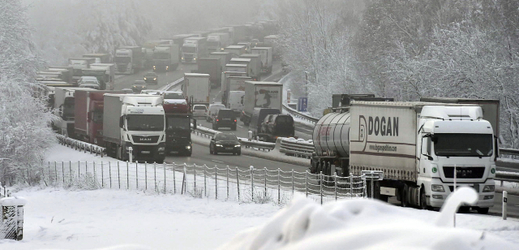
[
  {"left": 305, "top": 170, "right": 308, "bottom": 198},
  {"left": 101, "top": 162, "right": 104, "bottom": 188},
  {"left": 93, "top": 162, "right": 96, "bottom": 186},
  {"left": 349, "top": 175, "right": 353, "bottom": 198},
  {"left": 69, "top": 161, "right": 72, "bottom": 185},
  {"left": 334, "top": 173, "right": 337, "bottom": 201},
  {"left": 135, "top": 162, "right": 138, "bottom": 190},
  {"left": 250, "top": 166, "right": 254, "bottom": 202},
  {"left": 503, "top": 191, "right": 508, "bottom": 220},
  {"left": 292, "top": 169, "right": 295, "bottom": 195},
  {"left": 278, "top": 168, "right": 281, "bottom": 205},
  {"left": 264, "top": 168, "right": 267, "bottom": 200},
  {"left": 215, "top": 166, "right": 218, "bottom": 200},
  {"left": 78, "top": 161, "right": 80, "bottom": 181},
  {"left": 145, "top": 162, "right": 148, "bottom": 191},
  {"left": 126, "top": 161, "right": 129, "bottom": 190},
  {"left": 227, "top": 166, "right": 229, "bottom": 200},
  {"left": 118, "top": 162, "right": 121, "bottom": 189},
  {"left": 204, "top": 165, "right": 207, "bottom": 197},
  {"left": 320, "top": 171, "right": 323, "bottom": 205},
  {"left": 181, "top": 165, "right": 187, "bottom": 195},
  {"left": 61, "top": 162, "right": 65, "bottom": 185},
  {"left": 236, "top": 167, "right": 240, "bottom": 201},
  {"left": 109, "top": 162, "right": 112, "bottom": 189},
  {"left": 0, "top": 197, "right": 27, "bottom": 241},
  {"left": 85, "top": 161, "right": 88, "bottom": 180},
  {"left": 173, "top": 163, "right": 176, "bottom": 194},
  {"left": 194, "top": 165, "right": 197, "bottom": 193},
  {"left": 154, "top": 162, "right": 157, "bottom": 192},
  {"left": 54, "top": 161, "right": 57, "bottom": 184}
]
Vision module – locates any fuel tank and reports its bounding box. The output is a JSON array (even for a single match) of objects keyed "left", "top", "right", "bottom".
[{"left": 312, "top": 112, "right": 351, "bottom": 157}]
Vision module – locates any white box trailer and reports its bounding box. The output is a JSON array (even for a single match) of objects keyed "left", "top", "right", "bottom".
[
  {"left": 183, "top": 73, "right": 211, "bottom": 105},
  {"left": 242, "top": 81, "right": 283, "bottom": 125},
  {"left": 239, "top": 54, "right": 262, "bottom": 80},
  {"left": 251, "top": 47, "right": 272, "bottom": 75}
]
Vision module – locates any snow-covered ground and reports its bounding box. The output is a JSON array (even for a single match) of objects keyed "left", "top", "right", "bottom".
[{"left": 1, "top": 143, "right": 518, "bottom": 249}]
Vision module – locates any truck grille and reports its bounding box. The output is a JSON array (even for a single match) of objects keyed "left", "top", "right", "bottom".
[
  {"left": 443, "top": 166, "right": 485, "bottom": 179},
  {"left": 132, "top": 135, "right": 160, "bottom": 143}
]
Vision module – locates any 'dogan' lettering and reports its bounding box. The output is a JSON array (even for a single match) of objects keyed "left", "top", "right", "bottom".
[{"left": 368, "top": 116, "right": 398, "bottom": 136}]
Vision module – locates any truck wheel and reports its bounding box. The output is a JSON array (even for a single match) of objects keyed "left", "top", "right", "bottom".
[
  {"left": 419, "top": 188, "right": 427, "bottom": 209},
  {"left": 476, "top": 207, "right": 489, "bottom": 214},
  {"left": 401, "top": 186, "right": 409, "bottom": 207}
]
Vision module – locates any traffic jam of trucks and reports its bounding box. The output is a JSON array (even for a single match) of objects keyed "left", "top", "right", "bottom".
[{"left": 40, "top": 19, "right": 500, "bottom": 214}]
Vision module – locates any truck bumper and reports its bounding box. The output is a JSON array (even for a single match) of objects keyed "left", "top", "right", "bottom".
[
  {"left": 127, "top": 143, "right": 166, "bottom": 162},
  {"left": 424, "top": 178, "right": 495, "bottom": 208}
]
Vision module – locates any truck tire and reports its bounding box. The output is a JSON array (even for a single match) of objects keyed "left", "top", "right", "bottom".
[
  {"left": 401, "top": 186, "right": 409, "bottom": 207},
  {"left": 419, "top": 188, "right": 427, "bottom": 209},
  {"left": 477, "top": 207, "right": 489, "bottom": 214}
]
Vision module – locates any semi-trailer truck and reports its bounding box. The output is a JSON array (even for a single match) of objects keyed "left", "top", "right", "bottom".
[
  {"left": 196, "top": 58, "right": 222, "bottom": 88},
  {"left": 114, "top": 46, "right": 143, "bottom": 74},
  {"left": 239, "top": 54, "right": 262, "bottom": 80},
  {"left": 224, "top": 45, "right": 246, "bottom": 58},
  {"left": 53, "top": 87, "right": 85, "bottom": 137},
  {"left": 210, "top": 52, "right": 232, "bottom": 70},
  {"left": 251, "top": 47, "right": 273, "bottom": 75},
  {"left": 103, "top": 94, "right": 166, "bottom": 163},
  {"left": 241, "top": 81, "right": 283, "bottom": 126},
  {"left": 152, "top": 44, "right": 180, "bottom": 72},
  {"left": 181, "top": 37, "right": 207, "bottom": 63},
  {"left": 311, "top": 101, "right": 497, "bottom": 213},
  {"left": 163, "top": 97, "right": 196, "bottom": 156},
  {"left": 207, "top": 33, "right": 230, "bottom": 53},
  {"left": 183, "top": 73, "right": 211, "bottom": 106}
]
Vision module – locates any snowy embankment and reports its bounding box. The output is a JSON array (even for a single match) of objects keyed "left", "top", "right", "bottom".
[{"left": 0, "top": 143, "right": 518, "bottom": 249}]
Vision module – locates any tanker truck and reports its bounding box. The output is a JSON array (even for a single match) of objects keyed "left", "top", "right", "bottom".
[{"left": 311, "top": 100, "right": 497, "bottom": 213}]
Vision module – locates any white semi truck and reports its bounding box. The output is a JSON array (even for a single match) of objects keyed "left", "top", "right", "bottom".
[
  {"left": 241, "top": 81, "right": 283, "bottom": 126},
  {"left": 311, "top": 101, "right": 497, "bottom": 213},
  {"left": 114, "top": 46, "right": 143, "bottom": 74},
  {"left": 183, "top": 73, "right": 211, "bottom": 106},
  {"left": 53, "top": 87, "right": 85, "bottom": 137},
  {"left": 103, "top": 94, "right": 166, "bottom": 163},
  {"left": 152, "top": 44, "right": 180, "bottom": 72},
  {"left": 251, "top": 47, "right": 273, "bottom": 75},
  {"left": 207, "top": 33, "right": 230, "bottom": 53},
  {"left": 181, "top": 37, "right": 207, "bottom": 63},
  {"left": 89, "top": 63, "right": 115, "bottom": 90}
]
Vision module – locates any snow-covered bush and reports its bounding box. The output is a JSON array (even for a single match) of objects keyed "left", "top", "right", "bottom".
[{"left": 0, "top": 1, "right": 56, "bottom": 185}]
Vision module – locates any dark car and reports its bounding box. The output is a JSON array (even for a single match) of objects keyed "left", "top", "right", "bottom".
[
  {"left": 260, "top": 114, "right": 295, "bottom": 142},
  {"left": 249, "top": 108, "right": 281, "bottom": 138},
  {"left": 132, "top": 80, "right": 147, "bottom": 93},
  {"left": 213, "top": 108, "right": 237, "bottom": 130},
  {"left": 144, "top": 72, "right": 159, "bottom": 84},
  {"left": 209, "top": 133, "right": 241, "bottom": 155}
]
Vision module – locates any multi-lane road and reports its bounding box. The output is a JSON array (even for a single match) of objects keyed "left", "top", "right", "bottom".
[{"left": 112, "top": 61, "right": 519, "bottom": 218}]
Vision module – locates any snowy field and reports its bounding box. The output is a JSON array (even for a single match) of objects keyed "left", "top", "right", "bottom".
[{"left": 0, "top": 143, "right": 518, "bottom": 249}]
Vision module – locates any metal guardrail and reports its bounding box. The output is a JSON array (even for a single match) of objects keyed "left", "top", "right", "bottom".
[
  {"left": 282, "top": 103, "right": 319, "bottom": 125},
  {"left": 56, "top": 134, "right": 105, "bottom": 157},
  {"left": 279, "top": 138, "right": 314, "bottom": 158},
  {"left": 500, "top": 148, "right": 519, "bottom": 157},
  {"left": 161, "top": 77, "right": 184, "bottom": 91}
]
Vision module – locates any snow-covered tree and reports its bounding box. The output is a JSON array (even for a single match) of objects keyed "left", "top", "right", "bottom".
[{"left": 0, "top": 0, "right": 56, "bottom": 185}]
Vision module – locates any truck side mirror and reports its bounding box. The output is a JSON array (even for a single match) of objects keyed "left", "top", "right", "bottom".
[{"left": 192, "top": 119, "right": 197, "bottom": 130}]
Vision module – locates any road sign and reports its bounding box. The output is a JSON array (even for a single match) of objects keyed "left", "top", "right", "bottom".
[{"left": 298, "top": 97, "right": 308, "bottom": 112}]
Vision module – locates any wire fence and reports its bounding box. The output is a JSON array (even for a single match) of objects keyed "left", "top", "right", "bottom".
[{"left": 41, "top": 161, "right": 367, "bottom": 205}]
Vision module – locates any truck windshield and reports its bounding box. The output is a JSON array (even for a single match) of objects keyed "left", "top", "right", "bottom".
[
  {"left": 115, "top": 57, "right": 131, "bottom": 63},
  {"left": 167, "top": 117, "right": 190, "bottom": 131},
  {"left": 126, "top": 115, "right": 164, "bottom": 131},
  {"left": 63, "top": 97, "right": 75, "bottom": 120},
  {"left": 207, "top": 41, "right": 219, "bottom": 47},
  {"left": 434, "top": 134, "right": 493, "bottom": 157},
  {"left": 153, "top": 53, "right": 171, "bottom": 59},
  {"left": 182, "top": 47, "right": 196, "bottom": 53}
]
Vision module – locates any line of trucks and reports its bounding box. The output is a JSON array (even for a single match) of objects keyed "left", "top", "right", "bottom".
[
  {"left": 311, "top": 94, "right": 500, "bottom": 213},
  {"left": 53, "top": 86, "right": 198, "bottom": 163}
]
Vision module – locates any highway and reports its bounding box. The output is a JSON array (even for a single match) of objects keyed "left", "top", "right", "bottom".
[{"left": 113, "top": 60, "right": 519, "bottom": 218}]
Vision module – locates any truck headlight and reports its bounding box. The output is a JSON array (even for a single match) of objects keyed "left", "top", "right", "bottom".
[
  {"left": 431, "top": 184, "right": 445, "bottom": 192},
  {"left": 153, "top": 77, "right": 157, "bottom": 80},
  {"left": 483, "top": 185, "right": 495, "bottom": 192},
  {"left": 216, "top": 144, "right": 223, "bottom": 147},
  {"left": 234, "top": 144, "right": 241, "bottom": 147},
  {"left": 153, "top": 66, "right": 156, "bottom": 70},
  {"left": 186, "top": 145, "right": 191, "bottom": 150}
]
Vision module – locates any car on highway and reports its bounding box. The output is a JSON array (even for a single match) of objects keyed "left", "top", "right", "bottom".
[
  {"left": 78, "top": 76, "right": 100, "bottom": 89},
  {"left": 132, "top": 80, "right": 147, "bottom": 93},
  {"left": 209, "top": 132, "right": 241, "bottom": 155},
  {"left": 212, "top": 108, "right": 237, "bottom": 130},
  {"left": 192, "top": 104, "right": 208, "bottom": 118},
  {"left": 207, "top": 103, "right": 225, "bottom": 122},
  {"left": 143, "top": 72, "right": 158, "bottom": 85}
]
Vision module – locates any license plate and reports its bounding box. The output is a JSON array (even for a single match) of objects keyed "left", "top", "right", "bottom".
[
  {"left": 226, "top": 147, "right": 233, "bottom": 150},
  {"left": 223, "top": 118, "right": 231, "bottom": 120},
  {"left": 141, "top": 151, "right": 150, "bottom": 154}
]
